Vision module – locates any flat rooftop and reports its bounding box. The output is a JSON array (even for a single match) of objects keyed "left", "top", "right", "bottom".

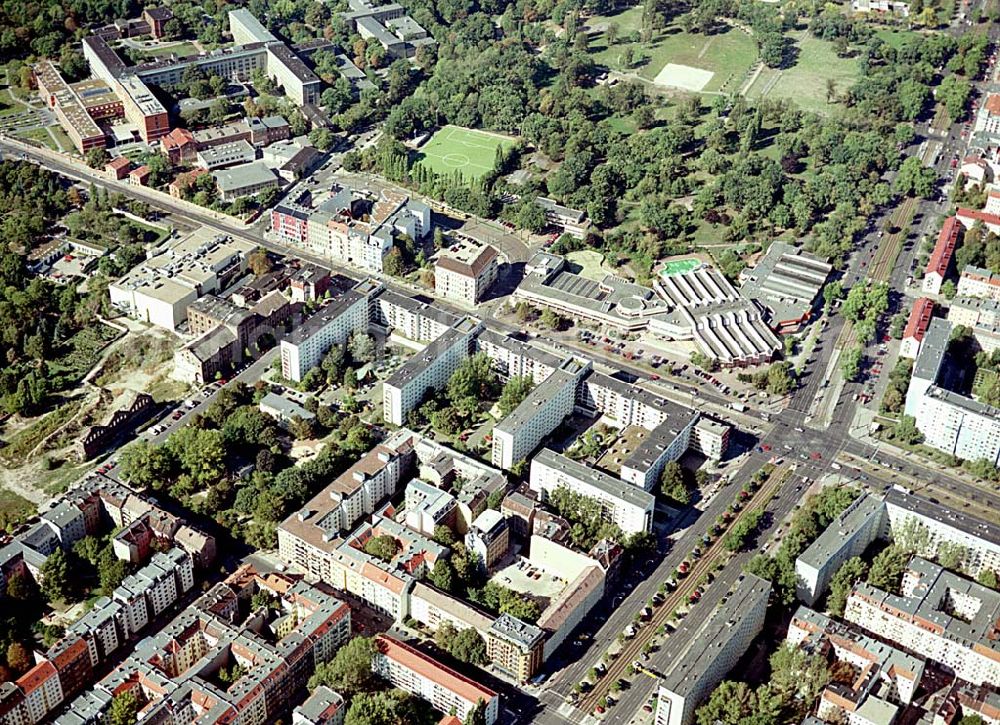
[
  {"left": 797, "top": 492, "right": 882, "bottom": 570},
  {"left": 532, "top": 448, "right": 656, "bottom": 510}
]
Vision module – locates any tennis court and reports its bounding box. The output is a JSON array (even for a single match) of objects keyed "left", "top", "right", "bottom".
[
  {"left": 415, "top": 125, "right": 517, "bottom": 180},
  {"left": 659, "top": 258, "right": 703, "bottom": 277}
]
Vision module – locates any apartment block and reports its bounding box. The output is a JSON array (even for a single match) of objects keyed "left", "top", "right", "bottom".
[
  {"left": 845, "top": 558, "right": 1000, "bottom": 687},
  {"left": 529, "top": 449, "right": 655, "bottom": 534},
  {"left": 923, "top": 217, "right": 962, "bottom": 295},
  {"left": 434, "top": 239, "right": 500, "bottom": 304},
  {"left": 486, "top": 613, "right": 546, "bottom": 683},
  {"left": 795, "top": 493, "right": 886, "bottom": 606},
  {"left": 372, "top": 635, "right": 499, "bottom": 724},
  {"left": 475, "top": 328, "right": 563, "bottom": 384},
  {"left": 492, "top": 357, "right": 592, "bottom": 470},
  {"left": 53, "top": 570, "right": 350, "bottom": 725},
  {"left": 958, "top": 265, "right": 1000, "bottom": 301},
  {"left": 293, "top": 685, "right": 345, "bottom": 725},
  {"left": 382, "top": 317, "right": 482, "bottom": 426},
  {"left": 464, "top": 509, "right": 509, "bottom": 572},
  {"left": 654, "top": 575, "right": 771, "bottom": 725},
  {"left": 280, "top": 279, "right": 380, "bottom": 382},
  {"left": 277, "top": 430, "right": 416, "bottom": 579}
]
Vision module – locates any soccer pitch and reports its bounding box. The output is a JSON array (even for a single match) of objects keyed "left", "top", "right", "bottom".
[{"left": 415, "top": 125, "right": 517, "bottom": 180}]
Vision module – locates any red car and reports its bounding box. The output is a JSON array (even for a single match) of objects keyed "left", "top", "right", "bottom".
[
  {"left": 650, "top": 374, "right": 660, "bottom": 380},
  {"left": 810, "top": 451, "right": 822, "bottom": 460},
  {"left": 762, "top": 444, "right": 772, "bottom": 452}
]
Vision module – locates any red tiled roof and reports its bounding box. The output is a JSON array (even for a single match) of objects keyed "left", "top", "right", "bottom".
[
  {"left": 161, "top": 127, "right": 195, "bottom": 149},
  {"left": 375, "top": 635, "right": 497, "bottom": 705},
  {"left": 106, "top": 157, "right": 130, "bottom": 170},
  {"left": 957, "top": 207, "right": 1000, "bottom": 227},
  {"left": 926, "top": 217, "right": 962, "bottom": 277},
  {"left": 986, "top": 94, "right": 1000, "bottom": 116},
  {"left": 16, "top": 661, "right": 57, "bottom": 695},
  {"left": 903, "top": 298, "right": 934, "bottom": 342},
  {"left": 129, "top": 165, "right": 151, "bottom": 178}
]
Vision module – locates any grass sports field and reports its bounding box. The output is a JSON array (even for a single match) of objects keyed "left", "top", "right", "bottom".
[
  {"left": 589, "top": 10, "right": 757, "bottom": 94},
  {"left": 744, "top": 31, "right": 859, "bottom": 114},
  {"left": 414, "top": 125, "right": 517, "bottom": 180}
]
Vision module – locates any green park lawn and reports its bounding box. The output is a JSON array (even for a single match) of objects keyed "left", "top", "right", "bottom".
[
  {"left": 745, "top": 31, "right": 860, "bottom": 114},
  {"left": 413, "top": 125, "right": 517, "bottom": 181},
  {"left": 589, "top": 15, "right": 758, "bottom": 94}
]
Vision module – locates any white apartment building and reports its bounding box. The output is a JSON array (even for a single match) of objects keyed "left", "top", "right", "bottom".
[
  {"left": 529, "top": 449, "right": 655, "bottom": 534},
  {"left": 884, "top": 487, "right": 1000, "bottom": 578},
  {"left": 475, "top": 328, "right": 562, "bottom": 384},
  {"left": 375, "top": 290, "right": 458, "bottom": 343},
  {"left": 434, "top": 240, "right": 500, "bottom": 304},
  {"left": 492, "top": 358, "right": 591, "bottom": 470},
  {"left": 795, "top": 493, "right": 886, "bottom": 606},
  {"left": 277, "top": 431, "right": 416, "bottom": 579},
  {"left": 958, "top": 265, "right": 1000, "bottom": 301},
  {"left": 654, "top": 575, "right": 771, "bottom": 725},
  {"left": 382, "top": 318, "right": 481, "bottom": 426},
  {"left": 372, "top": 635, "right": 500, "bottom": 725},
  {"left": 280, "top": 281, "right": 379, "bottom": 382},
  {"left": 905, "top": 317, "right": 1000, "bottom": 465},
  {"left": 845, "top": 558, "right": 1000, "bottom": 687}
]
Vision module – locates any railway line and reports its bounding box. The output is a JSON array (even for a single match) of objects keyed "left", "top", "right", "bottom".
[{"left": 574, "top": 463, "right": 793, "bottom": 715}]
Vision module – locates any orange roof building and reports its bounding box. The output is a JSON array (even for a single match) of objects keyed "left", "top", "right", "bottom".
[{"left": 373, "top": 635, "right": 499, "bottom": 724}]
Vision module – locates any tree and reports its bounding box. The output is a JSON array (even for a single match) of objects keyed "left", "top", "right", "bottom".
[
  {"left": 827, "top": 557, "right": 868, "bottom": 616},
  {"left": 350, "top": 333, "right": 376, "bottom": 363},
  {"left": 766, "top": 363, "right": 794, "bottom": 395},
  {"left": 41, "top": 547, "right": 73, "bottom": 603},
  {"left": 660, "top": 461, "right": 690, "bottom": 505},
  {"left": 767, "top": 643, "right": 830, "bottom": 717},
  {"left": 465, "top": 699, "right": 487, "bottom": 725},
  {"left": 344, "top": 690, "right": 412, "bottom": 725},
  {"left": 894, "top": 156, "right": 937, "bottom": 198},
  {"left": 498, "top": 375, "right": 534, "bottom": 416},
  {"left": 383, "top": 246, "right": 406, "bottom": 276},
  {"left": 308, "top": 637, "right": 375, "bottom": 696},
  {"left": 98, "top": 549, "right": 128, "bottom": 593},
  {"left": 309, "top": 127, "right": 336, "bottom": 151},
  {"left": 978, "top": 569, "right": 999, "bottom": 589},
  {"left": 6, "top": 642, "right": 31, "bottom": 674},
  {"left": 108, "top": 691, "right": 139, "bottom": 725},
  {"left": 364, "top": 534, "right": 400, "bottom": 561},
  {"left": 841, "top": 346, "right": 863, "bottom": 382},
  {"left": 540, "top": 307, "right": 561, "bottom": 330},
  {"left": 247, "top": 248, "right": 272, "bottom": 276},
  {"left": 452, "top": 627, "right": 488, "bottom": 665},
  {"left": 429, "top": 558, "right": 456, "bottom": 592},
  {"left": 86, "top": 148, "right": 109, "bottom": 168}
]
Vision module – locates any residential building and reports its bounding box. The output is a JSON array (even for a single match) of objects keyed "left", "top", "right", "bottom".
[
  {"left": 905, "top": 317, "right": 1000, "bottom": 464},
  {"left": 464, "top": 509, "right": 509, "bottom": 572},
  {"left": 900, "top": 298, "right": 935, "bottom": 359},
  {"left": 160, "top": 127, "right": 197, "bottom": 163},
  {"left": 280, "top": 279, "right": 380, "bottom": 382},
  {"left": 382, "top": 317, "right": 482, "bottom": 426},
  {"left": 974, "top": 94, "right": 1000, "bottom": 143},
  {"left": 277, "top": 430, "right": 416, "bottom": 580},
  {"left": 435, "top": 240, "right": 500, "bottom": 304},
  {"left": 924, "top": 217, "right": 962, "bottom": 295},
  {"left": 371, "top": 635, "right": 499, "bottom": 724},
  {"left": 851, "top": 0, "right": 910, "bottom": 15},
  {"left": 529, "top": 449, "right": 655, "bottom": 534},
  {"left": 403, "top": 479, "right": 458, "bottom": 537},
  {"left": 536, "top": 562, "right": 605, "bottom": 659},
  {"left": 883, "top": 486, "right": 1000, "bottom": 578},
  {"left": 788, "top": 606, "right": 925, "bottom": 710},
  {"left": 293, "top": 686, "right": 345, "bottom": 725},
  {"left": 957, "top": 207, "right": 1000, "bottom": 236},
  {"left": 486, "top": 614, "right": 545, "bottom": 683},
  {"left": 795, "top": 493, "right": 887, "bottom": 606},
  {"left": 53, "top": 570, "right": 351, "bottom": 725},
  {"left": 845, "top": 557, "right": 1000, "bottom": 687},
  {"left": 738, "top": 242, "right": 832, "bottom": 333},
  {"left": 374, "top": 289, "right": 458, "bottom": 342},
  {"left": 327, "top": 513, "right": 447, "bottom": 620},
  {"left": 653, "top": 575, "right": 771, "bottom": 725},
  {"left": 958, "top": 264, "right": 1000, "bottom": 301},
  {"left": 492, "top": 357, "right": 591, "bottom": 470}
]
